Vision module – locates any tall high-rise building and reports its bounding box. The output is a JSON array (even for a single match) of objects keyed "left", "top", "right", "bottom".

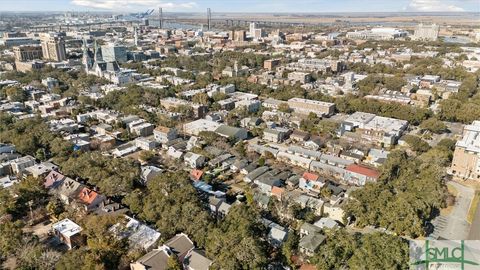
[
  {"left": 41, "top": 36, "right": 67, "bottom": 61},
  {"left": 134, "top": 27, "right": 139, "bottom": 46},
  {"left": 207, "top": 8, "right": 211, "bottom": 31},
  {"left": 249, "top": 23, "right": 256, "bottom": 36},
  {"left": 159, "top": 7, "right": 163, "bottom": 29},
  {"left": 102, "top": 44, "right": 128, "bottom": 63},
  {"left": 412, "top": 24, "right": 439, "bottom": 41},
  {"left": 13, "top": 44, "right": 43, "bottom": 62}
]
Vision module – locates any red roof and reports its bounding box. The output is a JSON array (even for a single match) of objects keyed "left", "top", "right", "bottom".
[
  {"left": 346, "top": 164, "right": 380, "bottom": 178},
  {"left": 78, "top": 187, "right": 99, "bottom": 205},
  {"left": 302, "top": 172, "right": 319, "bottom": 181},
  {"left": 271, "top": 186, "right": 285, "bottom": 198},
  {"left": 190, "top": 169, "right": 204, "bottom": 181}
]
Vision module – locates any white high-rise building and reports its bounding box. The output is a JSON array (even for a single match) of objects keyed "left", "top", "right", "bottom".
[
  {"left": 412, "top": 24, "right": 439, "bottom": 41},
  {"left": 249, "top": 23, "right": 256, "bottom": 36}
]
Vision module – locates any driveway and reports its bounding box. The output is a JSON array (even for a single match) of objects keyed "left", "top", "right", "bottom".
[{"left": 430, "top": 181, "right": 474, "bottom": 240}]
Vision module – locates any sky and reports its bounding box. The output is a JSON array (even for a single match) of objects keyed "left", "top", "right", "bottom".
[{"left": 0, "top": 0, "right": 479, "bottom": 12}]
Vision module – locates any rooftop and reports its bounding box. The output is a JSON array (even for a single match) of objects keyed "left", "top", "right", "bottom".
[{"left": 52, "top": 218, "right": 82, "bottom": 238}]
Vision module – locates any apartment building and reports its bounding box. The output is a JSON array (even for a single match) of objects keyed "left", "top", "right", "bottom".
[
  {"left": 450, "top": 121, "right": 480, "bottom": 181},
  {"left": 287, "top": 98, "right": 335, "bottom": 117}
]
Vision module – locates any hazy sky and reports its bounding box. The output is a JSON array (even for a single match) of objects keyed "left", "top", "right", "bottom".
[{"left": 1, "top": 0, "right": 479, "bottom": 12}]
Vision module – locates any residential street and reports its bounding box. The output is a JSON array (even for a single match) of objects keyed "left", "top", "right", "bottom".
[{"left": 468, "top": 196, "right": 480, "bottom": 240}]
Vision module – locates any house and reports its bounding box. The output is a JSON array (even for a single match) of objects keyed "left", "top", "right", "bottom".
[
  {"left": 184, "top": 152, "right": 206, "bottom": 168},
  {"left": 304, "top": 137, "right": 323, "bottom": 150},
  {"left": 263, "top": 128, "right": 288, "bottom": 143},
  {"left": 313, "top": 217, "right": 339, "bottom": 230},
  {"left": 208, "top": 196, "right": 224, "bottom": 214},
  {"left": 230, "top": 159, "right": 248, "bottom": 173},
  {"left": 286, "top": 175, "right": 300, "bottom": 188},
  {"left": 240, "top": 117, "right": 262, "bottom": 128},
  {"left": 10, "top": 155, "right": 35, "bottom": 174},
  {"left": 365, "top": 148, "right": 389, "bottom": 167},
  {"left": 218, "top": 201, "right": 232, "bottom": 217},
  {"left": 299, "top": 233, "right": 326, "bottom": 257},
  {"left": 299, "top": 172, "right": 326, "bottom": 194},
  {"left": 127, "top": 119, "right": 155, "bottom": 137},
  {"left": 0, "top": 175, "right": 17, "bottom": 189},
  {"left": 110, "top": 216, "right": 161, "bottom": 251},
  {"left": 262, "top": 219, "right": 288, "bottom": 247},
  {"left": 77, "top": 187, "right": 105, "bottom": 211},
  {"left": 51, "top": 218, "right": 83, "bottom": 249},
  {"left": 44, "top": 170, "right": 66, "bottom": 189},
  {"left": 323, "top": 199, "right": 346, "bottom": 223},
  {"left": 24, "top": 161, "right": 58, "bottom": 178},
  {"left": 241, "top": 162, "right": 258, "bottom": 175},
  {"left": 300, "top": 222, "right": 321, "bottom": 237},
  {"left": 344, "top": 164, "right": 380, "bottom": 186},
  {"left": 135, "top": 137, "right": 158, "bottom": 151},
  {"left": 245, "top": 166, "right": 269, "bottom": 183},
  {"left": 130, "top": 246, "right": 172, "bottom": 270},
  {"left": 190, "top": 169, "right": 204, "bottom": 181},
  {"left": 154, "top": 126, "right": 178, "bottom": 144},
  {"left": 96, "top": 198, "right": 128, "bottom": 216},
  {"left": 112, "top": 142, "right": 139, "bottom": 158},
  {"left": 184, "top": 250, "right": 213, "bottom": 270},
  {"left": 167, "top": 141, "right": 186, "bottom": 159},
  {"left": 164, "top": 233, "right": 195, "bottom": 262},
  {"left": 290, "top": 130, "right": 310, "bottom": 142},
  {"left": 254, "top": 174, "right": 283, "bottom": 194},
  {"left": 53, "top": 178, "right": 83, "bottom": 204},
  {"left": 141, "top": 165, "right": 163, "bottom": 184},
  {"left": 294, "top": 194, "right": 324, "bottom": 215},
  {"left": 215, "top": 125, "right": 248, "bottom": 141},
  {"left": 0, "top": 143, "right": 15, "bottom": 154},
  {"left": 254, "top": 192, "right": 270, "bottom": 209},
  {"left": 271, "top": 186, "right": 285, "bottom": 200}
]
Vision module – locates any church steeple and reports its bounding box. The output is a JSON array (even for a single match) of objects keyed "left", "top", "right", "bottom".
[
  {"left": 82, "top": 39, "right": 93, "bottom": 73},
  {"left": 94, "top": 39, "right": 103, "bottom": 62}
]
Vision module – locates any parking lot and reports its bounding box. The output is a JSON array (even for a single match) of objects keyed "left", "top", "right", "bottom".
[{"left": 429, "top": 181, "right": 474, "bottom": 240}]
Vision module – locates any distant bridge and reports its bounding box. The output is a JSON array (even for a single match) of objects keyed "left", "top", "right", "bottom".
[{"left": 27, "top": 17, "right": 317, "bottom": 32}]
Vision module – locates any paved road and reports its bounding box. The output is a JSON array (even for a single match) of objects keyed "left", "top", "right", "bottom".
[
  {"left": 430, "top": 181, "right": 474, "bottom": 240},
  {"left": 468, "top": 193, "right": 480, "bottom": 240}
]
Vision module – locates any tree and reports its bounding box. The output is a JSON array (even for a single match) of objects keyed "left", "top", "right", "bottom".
[
  {"left": 344, "top": 148, "right": 448, "bottom": 238},
  {"left": 313, "top": 230, "right": 357, "bottom": 270},
  {"left": 282, "top": 232, "right": 299, "bottom": 267},
  {"left": 126, "top": 172, "right": 211, "bottom": 247},
  {"left": 139, "top": 150, "right": 155, "bottom": 162},
  {"left": 5, "top": 86, "right": 27, "bottom": 102},
  {"left": 402, "top": 135, "right": 431, "bottom": 153},
  {"left": 278, "top": 103, "right": 291, "bottom": 113},
  {"left": 0, "top": 220, "right": 23, "bottom": 258},
  {"left": 313, "top": 231, "right": 408, "bottom": 270},
  {"left": 80, "top": 215, "right": 128, "bottom": 269},
  {"left": 60, "top": 152, "right": 140, "bottom": 196},
  {"left": 419, "top": 118, "right": 447, "bottom": 134},
  {"left": 192, "top": 92, "right": 210, "bottom": 106},
  {"left": 46, "top": 197, "right": 64, "bottom": 219},
  {"left": 348, "top": 233, "right": 408, "bottom": 270},
  {"left": 167, "top": 254, "right": 183, "bottom": 270},
  {"left": 206, "top": 204, "right": 268, "bottom": 269}
]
